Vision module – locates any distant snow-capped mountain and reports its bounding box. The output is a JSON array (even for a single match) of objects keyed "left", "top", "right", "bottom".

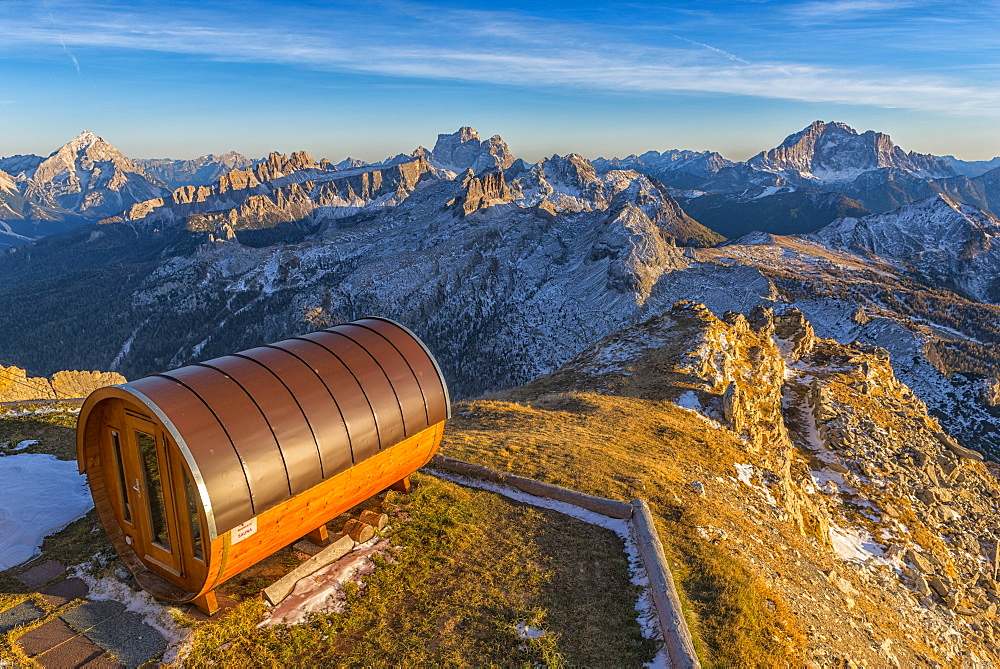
[
  {"left": 748, "top": 120, "right": 957, "bottom": 182},
  {"left": 0, "top": 154, "right": 44, "bottom": 178},
  {"left": 941, "top": 155, "right": 1000, "bottom": 178},
  {"left": 21, "top": 131, "right": 170, "bottom": 219},
  {"left": 592, "top": 149, "right": 734, "bottom": 188}
]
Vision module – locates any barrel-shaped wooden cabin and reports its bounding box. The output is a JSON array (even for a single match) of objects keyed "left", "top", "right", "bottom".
[{"left": 76, "top": 317, "right": 449, "bottom": 614}]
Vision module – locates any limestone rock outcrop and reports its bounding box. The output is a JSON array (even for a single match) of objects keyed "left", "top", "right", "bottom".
[{"left": 0, "top": 365, "right": 125, "bottom": 402}]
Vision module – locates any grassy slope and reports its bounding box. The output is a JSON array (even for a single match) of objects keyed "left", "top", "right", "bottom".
[{"left": 441, "top": 391, "right": 808, "bottom": 667}]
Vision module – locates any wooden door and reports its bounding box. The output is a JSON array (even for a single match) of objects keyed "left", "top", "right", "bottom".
[
  {"left": 101, "top": 407, "right": 209, "bottom": 593},
  {"left": 124, "top": 413, "right": 183, "bottom": 577}
]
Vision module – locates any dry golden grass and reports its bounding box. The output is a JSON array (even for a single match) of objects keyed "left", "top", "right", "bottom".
[{"left": 443, "top": 390, "right": 808, "bottom": 667}]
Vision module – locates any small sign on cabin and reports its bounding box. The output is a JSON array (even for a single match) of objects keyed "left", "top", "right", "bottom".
[{"left": 231, "top": 518, "right": 257, "bottom": 544}]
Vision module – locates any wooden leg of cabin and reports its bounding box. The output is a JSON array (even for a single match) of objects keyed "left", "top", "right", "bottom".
[
  {"left": 389, "top": 475, "right": 412, "bottom": 494},
  {"left": 192, "top": 590, "right": 219, "bottom": 616},
  {"left": 306, "top": 524, "right": 330, "bottom": 547}
]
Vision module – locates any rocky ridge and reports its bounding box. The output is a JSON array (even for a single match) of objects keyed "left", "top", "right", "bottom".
[
  {"left": 534, "top": 301, "right": 1000, "bottom": 665},
  {"left": 815, "top": 194, "right": 1000, "bottom": 303},
  {"left": 107, "top": 152, "right": 439, "bottom": 240}
]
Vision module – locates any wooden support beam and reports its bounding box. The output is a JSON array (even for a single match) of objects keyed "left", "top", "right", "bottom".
[
  {"left": 305, "top": 524, "right": 330, "bottom": 547},
  {"left": 192, "top": 590, "right": 219, "bottom": 616},
  {"left": 389, "top": 475, "right": 412, "bottom": 494}
]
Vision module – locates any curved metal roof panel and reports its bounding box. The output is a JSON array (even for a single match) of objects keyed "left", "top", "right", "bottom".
[{"left": 102, "top": 318, "right": 449, "bottom": 538}]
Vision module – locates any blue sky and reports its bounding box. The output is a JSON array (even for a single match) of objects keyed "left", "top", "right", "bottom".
[{"left": 0, "top": 0, "right": 997, "bottom": 162}]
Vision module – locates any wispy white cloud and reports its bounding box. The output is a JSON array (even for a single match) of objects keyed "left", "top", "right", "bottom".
[
  {"left": 0, "top": 1, "right": 997, "bottom": 116},
  {"left": 789, "top": 0, "right": 918, "bottom": 23}
]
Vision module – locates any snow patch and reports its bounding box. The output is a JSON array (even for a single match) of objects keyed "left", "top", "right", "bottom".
[
  {"left": 0, "top": 454, "right": 93, "bottom": 570},
  {"left": 674, "top": 390, "right": 701, "bottom": 411},
  {"left": 12, "top": 439, "right": 39, "bottom": 452},
  {"left": 732, "top": 463, "right": 777, "bottom": 505},
  {"left": 0, "top": 405, "right": 81, "bottom": 419},
  {"left": 828, "top": 522, "right": 894, "bottom": 567},
  {"left": 515, "top": 621, "right": 546, "bottom": 640}
]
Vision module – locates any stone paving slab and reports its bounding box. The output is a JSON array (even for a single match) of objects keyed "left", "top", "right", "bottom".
[
  {"left": 82, "top": 611, "right": 167, "bottom": 668},
  {"left": 61, "top": 599, "right": 126, "bottom": 633},
  {"left": 16, "top": 616, "right": 79, "bottom": 657},
  {"left": 40, "top": 577, "right": 90, "bottom": 607},
  {"left": 33, "top": 633, "right": 120, "bottom": 668},
  {"left": 16, "top": 560, "right": 66, "bottom": 588},
  {"left": 0, "top": 600, "right": 45, "bottom": 633}
]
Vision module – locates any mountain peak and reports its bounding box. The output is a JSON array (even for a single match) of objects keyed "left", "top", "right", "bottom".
[
  {"left": 749, "top": 121, "right": 955, "bottom": 181},
  {"left": 803, "top": 120, "right": 857, "bottom": 136},
  {"left": 429, "top": 126, "right": 514, "bottom": 174},
  {"left": 62, "top": 130, "right": 104, "bottom": 153},
  {"left": 25, "top": 130, "right": 168, "bottom": 218}
]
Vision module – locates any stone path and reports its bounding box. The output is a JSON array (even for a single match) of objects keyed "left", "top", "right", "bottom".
[{"left": 1, "top": 560, "right": 168, "bottom": 668}]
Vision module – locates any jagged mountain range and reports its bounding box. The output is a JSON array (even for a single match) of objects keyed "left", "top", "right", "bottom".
[
  {"left": 135, "top": 151, "right": 256, "bottom": 189},
  {"left": 2, "top": 123, "right": 1000, "bottom": 462},
  {"left": 0, "top": 132, "right": 255, "bottom": 248}
]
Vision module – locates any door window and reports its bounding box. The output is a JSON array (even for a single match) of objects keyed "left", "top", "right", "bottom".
[
  {"left": 135, "top": 429, "right": 172, "bottom": 551},
  {"left": 183, "top": 471, "right": 205, "bottom": 562},
  {"left": 110, "top": 430, "right": 132, "bottom": 524}
]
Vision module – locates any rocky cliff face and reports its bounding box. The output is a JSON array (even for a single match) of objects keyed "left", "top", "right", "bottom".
[
  {"left": 523, "top": 301, "right": 1000, "bottom": 665},
  {"left": 0, "top": 366, "right": 125, "bottom": 401},
  {"left": 427, "top": 126, "right": 514, "bottom": 174}
]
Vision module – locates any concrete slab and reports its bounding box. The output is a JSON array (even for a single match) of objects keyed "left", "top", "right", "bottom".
[
  {"left": 292, "top": 538, "right": 325, "bottom": 556},
  {"left": 61, "top": 599, "right": 126, "bottom": 633},
  {"left": 33, "top": 633, "right": 118, "bottom": 668},
  {"left": 0, "top": 600, "right": 45, "bottom": 633},
  {"left": 83, "top": 611, "right": 167, "bottom": 668},
  {"left": 16, "top": 560, "right": 66, "bottom": 588},
  {"left": 263, "top": 533, "right": 355, "bottom": 605},
  {"left": 40, "top": 577, "right": 90, "bottom": 607},
  {"left": 16, "top": 616, "right": 78, "bottom": 657}
]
